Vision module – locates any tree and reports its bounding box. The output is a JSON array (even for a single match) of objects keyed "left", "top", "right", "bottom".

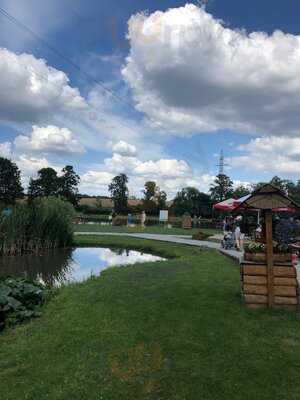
[
  {"left": 232, "top": 185, "right": 251, "bottom": 199},
  {"left": 270, "top": 176, "right": 290, "bottom": 193},
  {"left": 157, "top": 190, "right": 167, "bottom": 209},
  {"left": 285, "top": 181, "right": 300, "bottom": 204},
  {"left": 0, "top": 157, "right": 23, "bottom": 205},
  {"left": 251, "top": 176, "right": 300, "bottom": 203},
  {"left": 142, "top": 181, "right": 168, "bottom": 214},
  {"left": 173, "top": 187, "right": 211, "bottom": 217},
  {"left": 28, "top": 167, "right": 59, "bottom": 199},
  {"left": 108, "top": 174, "right": 129, "bottom": 214},
  {"left": 210, "top": 174, "right": 233, "bottom": 202},
  {"left": 59, "top": 165, "right": 80, "bottom": 206},
  {"left": 143, "top": 181, "right": 157, "bottom": 201}
]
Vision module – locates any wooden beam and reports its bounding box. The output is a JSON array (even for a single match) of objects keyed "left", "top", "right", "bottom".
[
  {"left": 243, "top": 284, "right": 268, "bottom": 295},
  {"left": 265, "top": 210, "right": 274, "bottom": 307},
  {"left": 244, "top": 275, "right": 267, "bottom": 285},
  {"left": 274, "top": 277, "right": 297, "bottom": 286}
]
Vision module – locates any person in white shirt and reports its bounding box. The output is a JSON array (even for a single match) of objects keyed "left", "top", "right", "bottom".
[{"left": 234, "top": 223, "right": 245, "bottom": 251}]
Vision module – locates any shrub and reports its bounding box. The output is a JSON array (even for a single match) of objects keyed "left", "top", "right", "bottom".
[
  {"left": 275, "top": 219, "right": 294, "bottom": 250},
  {"left": 0, "top": 196, "right": 75, "bottom": 255},
  {"left": 0, "top": 277, "right": 47, "bottom": 330}
]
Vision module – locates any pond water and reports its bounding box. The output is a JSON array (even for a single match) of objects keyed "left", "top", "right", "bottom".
[{"left": 0, "top": 247, "right": 165, "bottom": 286}]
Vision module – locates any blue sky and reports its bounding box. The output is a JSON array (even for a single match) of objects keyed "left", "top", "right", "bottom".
[{"left": 1, "top": 0, "right": 300, "bottom": 197}]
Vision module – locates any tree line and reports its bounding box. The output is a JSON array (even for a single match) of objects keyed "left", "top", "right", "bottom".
[
  {"left": 1, "top": 155, "right": 300, "bottom": 216},
  {"left": 0, "top": 157, "right": 80, "bottom": 207}
]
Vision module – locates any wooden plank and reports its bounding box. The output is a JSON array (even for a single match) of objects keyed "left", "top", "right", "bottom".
[
  {"left": 274, "top": 296, "right": 298, "bottom": 305},
  {"left": 265, "top": 210, "right": 274, "bottom": 307},
  {"left": 244, "top": 294, "right": 268, "bottom": 304},
  {"left": 243, "top": 265, "right": 267, "bottom": 276},
  {"left": 243, "top": 284, "right": 268, "bottom": 295},
  {"left": 274, "top": 266, "right": 296, "bottom": 277},
  {"left": 243, "top": 260, "right": 292, "bottom": 266},
  {"left": 274, "top": 286, "right": 297, "bottom": 297},
  {"left": 244, "top": 275, "right": 267, "bottom": 285},
  {"left": 274, "top": 277, "right": 297, "bottom": 286}
]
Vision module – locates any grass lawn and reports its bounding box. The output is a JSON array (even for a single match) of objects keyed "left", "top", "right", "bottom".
[
  {"left": 73, "top": 223, "right": 220, "bottom": 237},
  {"left": 1, "top": 236, "right": 300, "bottom": 399}
]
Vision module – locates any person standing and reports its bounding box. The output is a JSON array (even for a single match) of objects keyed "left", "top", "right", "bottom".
[
  {"left": 193, "top": 214, "right": 198, "bottom": 228},
  {"left": 141, "top": 211, "right": 146, "bottom": 229},
  {"left": 234, "top": 221, "right": 245, "bottom": 251}
]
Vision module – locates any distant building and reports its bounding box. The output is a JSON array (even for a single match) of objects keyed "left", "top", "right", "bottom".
[{"left": 78, "top": 196, "right": 144, "bottom": 210}]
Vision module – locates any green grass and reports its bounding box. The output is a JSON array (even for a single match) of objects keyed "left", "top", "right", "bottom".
[
  {"left": 1, "top": 236, "right": 300, "bottom": 399},
  {"left": 73, "top": 223, "right": 220, "bottom": 237}
]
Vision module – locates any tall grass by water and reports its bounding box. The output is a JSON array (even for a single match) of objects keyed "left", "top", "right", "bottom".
[{"left": 0, "top": 197, "right": 75, "bottom": 256}]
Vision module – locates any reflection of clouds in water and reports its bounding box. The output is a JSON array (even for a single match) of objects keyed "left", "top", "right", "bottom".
[
  {"left": 101, "top": 249, "right": 164, "bottom": 266},
  {"left": 64, "top": 248, "right": 165, "bottom": 284},
  {"left": 0, "top": 247, "right": 165, "bottom": 286}
]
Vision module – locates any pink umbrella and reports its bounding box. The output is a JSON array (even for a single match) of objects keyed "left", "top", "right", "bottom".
[
  {"left": 214, "top": 194, "right": 296, "bottom": 213},
  {"left": 213, "top": 198, "right": 236, "bottom": 211}
]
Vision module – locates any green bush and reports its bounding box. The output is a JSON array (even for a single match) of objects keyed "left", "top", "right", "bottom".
[
  {"left": 0, "top": 277, "right": 47, "bottom": 330},
  {"left": 0, "top": 196, "right": 75, "bottom": 255}
]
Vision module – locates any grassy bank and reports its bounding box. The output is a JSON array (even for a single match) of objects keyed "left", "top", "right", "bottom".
[
  {"left": 1, "top": 236, "right": 300, "bottom": 399},
  {"left": 73, "top": 224, "right": 220, "bottom": 237}
]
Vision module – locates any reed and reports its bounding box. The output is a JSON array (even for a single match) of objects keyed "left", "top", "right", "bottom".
[{"left": 0, "top": 197, "right": 75, "bottom": 256}]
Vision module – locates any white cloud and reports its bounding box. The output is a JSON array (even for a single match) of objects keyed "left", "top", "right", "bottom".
[
  {"left": 80, "top": 171, "right": 115, "bottom": 194},
  {"left": 112, "top": 140, "right": 137, "bottom": 156},
  {"left": 80, "top": 145, "right": 215, "bottom": 197},
  {"left": 104, "top": 153, "right": 140, "bottom": 173},
  {"left": 123, "top": 4, "right": 300, "bottom": 136},
  {"left": 0, "top": 48, "right": 86, "bottom": 124},
  {"left": 134, "top": 158, "right": 191, "bottom": 178},
  {"left": 230, "top": 136, "right": 300, "bottom": 175},
  {"left": 0, "top": 142, "right": 12, "bottom": 158},
  {"left": 238, "top": 136, "right": 300, "bottom": 156},
  {"left": 16, "top": 155, "right": 52, "bottom": 176},
  {"left": 15, "top": 154, "right": 61, "bottom": 187},
  {"left": 14, "top": 125, "right": 85, "bottom": 155}
]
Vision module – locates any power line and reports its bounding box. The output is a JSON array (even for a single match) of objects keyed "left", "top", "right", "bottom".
[
  {"left": 17, "top": 63, "right": 133, "bottom": 136},
  {"left": 0, "top": 6, "right": 131, "bottom": 108}
]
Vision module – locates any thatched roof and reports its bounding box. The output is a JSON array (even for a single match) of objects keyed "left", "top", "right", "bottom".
[{"left": 238, "top": 184, "right": 300, "bottom": 210}]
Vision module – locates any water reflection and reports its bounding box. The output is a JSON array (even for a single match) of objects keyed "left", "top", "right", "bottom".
[{"left": 0, "top": 247, "right": 165, "bottom": 286}]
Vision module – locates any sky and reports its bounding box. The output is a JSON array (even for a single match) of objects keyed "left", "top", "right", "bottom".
[{"left": 1, "top": 0, "right": 300, "bottom": 198}]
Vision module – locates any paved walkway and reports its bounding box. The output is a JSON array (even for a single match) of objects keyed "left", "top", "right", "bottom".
[{"left": 75, "top": 232, "right": 243, "bottom": 262}]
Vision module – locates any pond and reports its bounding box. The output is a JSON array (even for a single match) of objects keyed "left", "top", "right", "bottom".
[{"left": 0, "top": 247, "right": 165, "bottom": 286}]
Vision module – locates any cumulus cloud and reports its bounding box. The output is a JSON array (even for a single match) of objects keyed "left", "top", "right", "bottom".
[
  {"left": 80, "top": 143, "right": 215, "bottom": 197},
  {"left": 134, "top": 159, "right": 191, "bottom": 178},
  {"left": 123, "top": 4, "right": 300, "bottom": 136},
  {"left": 16, "top": 154, "right": 53, "bottom": 176},
  {"left": 104, "top": 152, "right": 140, "bottom": 173},
  {"left": 14, "top": 154, "right": 61, "bottom": 187},
  {"left": 230, "top": 136, "right": 300, "bottom": 175},
  {"left": 0, "top": 142, "right": 12, "bottom": 158},
  {"left": 112, "top": 140, "right": 137, "bottom": 156},
  {"left": 80, "top": 171, "right": 115, "bottom": 194},
  {"left": 14, "top": 125, "right": 85, "bottom": 155},
  {"left": 0, "top": 48, "right": 86, "bottom": 124}
]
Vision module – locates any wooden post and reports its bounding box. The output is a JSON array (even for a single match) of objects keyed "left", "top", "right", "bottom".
[{"left": 265, "top": 210, "right": 274, "bottom": 307}]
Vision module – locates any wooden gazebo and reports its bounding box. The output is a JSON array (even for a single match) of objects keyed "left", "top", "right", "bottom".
[{"left": 239, "top": 184, "right": 300, "bottom": 310}]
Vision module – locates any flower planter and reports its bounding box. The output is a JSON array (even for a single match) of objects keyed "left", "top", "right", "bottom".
[{"left": 244, "top": 252, "right": 291, "bottom": 263}]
